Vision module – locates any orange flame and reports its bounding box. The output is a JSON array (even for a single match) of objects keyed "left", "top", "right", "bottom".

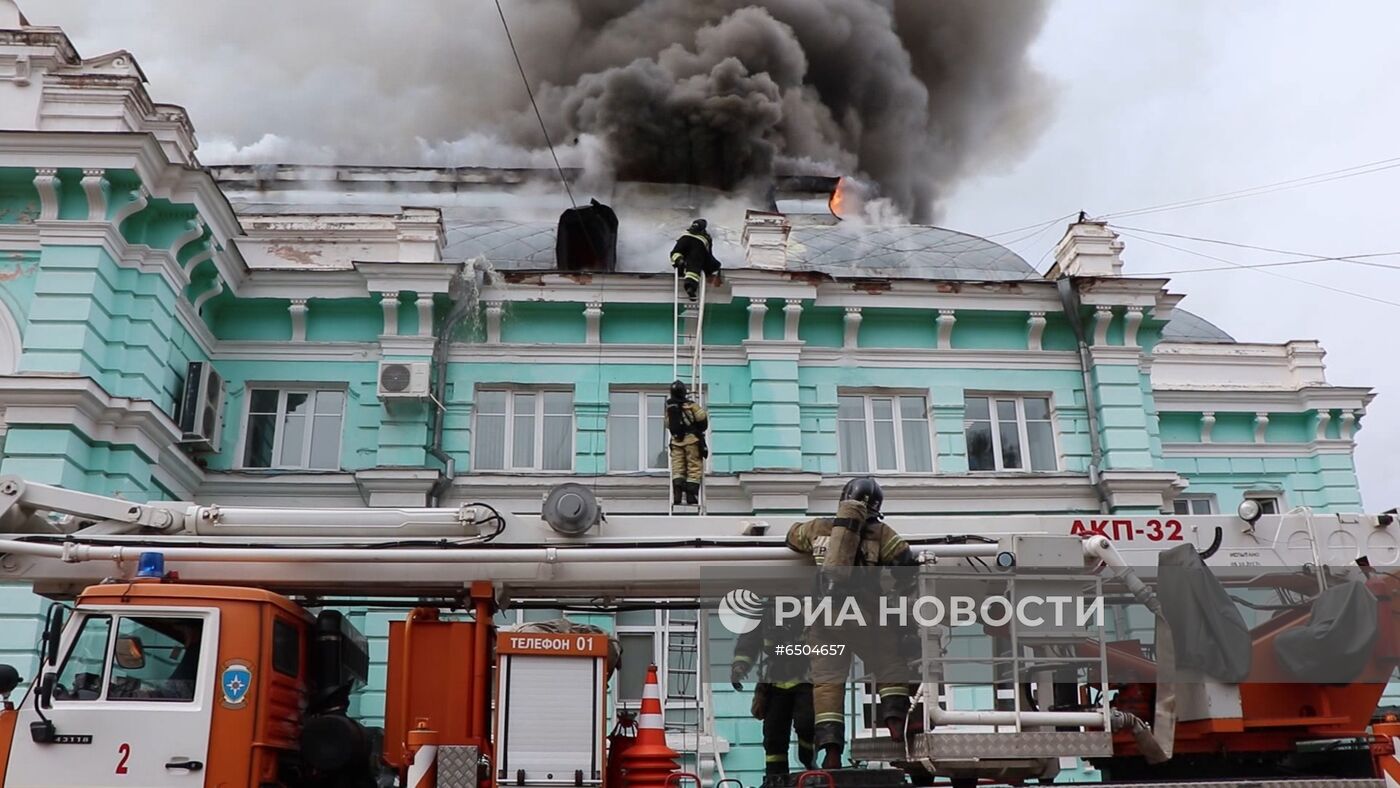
[{"left": 830, "top": 177, "right": 847, "bottom": 217}]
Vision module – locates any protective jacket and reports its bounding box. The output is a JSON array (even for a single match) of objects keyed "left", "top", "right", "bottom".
[{"left": 666, "top": 399, "right": 708, "bottom": 447}]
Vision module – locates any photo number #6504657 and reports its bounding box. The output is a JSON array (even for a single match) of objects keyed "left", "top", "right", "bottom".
[{"left": 1068, "top": 518, "right": 1184, "bottom": 542}]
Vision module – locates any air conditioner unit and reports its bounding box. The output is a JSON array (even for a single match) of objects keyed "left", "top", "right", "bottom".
[
  {"left": 378, "top": 361, "right": 431, "bottom": 399},
  {"left": 177, "top": 361, "right": 225, "bottom": 451}
]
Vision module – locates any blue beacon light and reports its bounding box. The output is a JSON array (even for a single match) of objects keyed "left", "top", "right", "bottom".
[{"left": 136, "top": 551, "right": 165, "bottom": 579}]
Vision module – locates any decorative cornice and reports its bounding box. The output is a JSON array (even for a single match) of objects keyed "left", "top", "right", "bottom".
[
  {"left": 212, "top": 341, "right": 379, "bottom": 362},
  {"left": 1091, "top": 305, "right": 1113, "bottom": 346},
  {"left": 1153, "top": 386, "right": 1374, "bottom": 414},
  {"left": 783, "top": 298, "right": 803, "bottom": 341},
  {"left": 1160, "top": 440, "right": 1356, "bottom": 458},
  {"left": 842, "top": 306, "right": 862, "bottom": 349},
  {"left": 746, "top": 299, "right": 768, "bottom": 342},
  {"left": 288, "top": 298, "right": 309, "bottom": 342}
]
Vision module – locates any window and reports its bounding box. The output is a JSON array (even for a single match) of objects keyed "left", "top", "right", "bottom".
[
  {"left": 613, "top": 607, "right": 702, "bottom": 727},
  {"left": 474, "top": 388, "right": 574, "bottom": 471},
  {"left": 272, "top": 619, "right": 300, "bottom": 678},
  {"left": 1172, "top": 496, "right": 1216, "bottom": 515},
  {"left": 1244, "top": 494, "right": 1281, "bottom": 515},
  {"left": 608, "top": 390, "right": 670, "bottom": 472},
  {"left": 242, "top": 387, "right": 345, "bottom": 470},
  {"left": 837, "top": 393, "right": 933, "bottom": 473},
  {"left": 52, "top": 614, "right": 111, "bottom": 702},
  {"left": 965, "top": 395, "right": 1057, "bottom": 472},
  {"left": 107, "top": 617, "right": 203, "bottom": 702}
]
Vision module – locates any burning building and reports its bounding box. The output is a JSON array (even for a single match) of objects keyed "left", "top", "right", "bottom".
[{"left": 0, "top": 4, "right": 1379, "bottom": 784}]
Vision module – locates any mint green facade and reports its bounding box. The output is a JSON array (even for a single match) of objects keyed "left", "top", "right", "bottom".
[{"left": 0, "top": 159, "right": 1375, "bottom": 786}]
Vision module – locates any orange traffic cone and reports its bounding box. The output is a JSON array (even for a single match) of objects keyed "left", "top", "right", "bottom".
[{"left": 619, "top": 665, "right": 680, "bottom": 788}]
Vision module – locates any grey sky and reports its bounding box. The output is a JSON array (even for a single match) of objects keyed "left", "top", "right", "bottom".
[{"left": 36, "top": 1, "right": 1400, "bottom": 508}]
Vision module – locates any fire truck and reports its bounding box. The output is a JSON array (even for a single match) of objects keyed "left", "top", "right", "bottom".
[{"left": 1, "top": 474, "right": 1400, "bottom": 788}]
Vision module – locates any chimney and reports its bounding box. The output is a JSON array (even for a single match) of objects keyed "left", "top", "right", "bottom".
[
  {"left": 1052, "top": 219, "right": 1125, "bottom": 277},
  {"left": 556, "top": 199, "right": 618, "bottom": 272},
  {"left": 742, "top": 210, "right": 791, "bottom": 270}
]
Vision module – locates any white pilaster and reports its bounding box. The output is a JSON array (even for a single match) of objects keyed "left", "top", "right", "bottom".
[
  {"left": 1123, "top": 306, "right": 1144, "bottom": 348},
  {"left": 584, "top": 301, "right": 603, "bottom": 344},
  {"left": 416, "top": 295, "right": 434, "bottom": 338},
  {"left": 485, "top": 300, "right": 504, "bottom": 344},
  {"left": 32, "top": 167, "right": 59, "bottom": 220},
  {"left": 380, "top": 291, "right": 400, "bottom": 337},
  {"left": 1253, "top": 412, "right": 1270, "bottom": 444},
  {"left": 1026, "top": 310, "right": 1047, "bottom": 351},
  {"left": 289, "top": 299, "right": 308, "bottom": 342},
  {"left": 747, "top": 300, "right": 768, "bottom": 341},
  {"left": 783, "top": 299, "right": 803, "bottom": 341},
  {"left": 80, "top": 168, "right": 109, "bottom": 222},
  {"left": 936, "top": 309, "right": 956, "bottom": 349},
  {"left": 843, "top": 307, "right": 862, "bottom": 349},
  {"left": 1091, "top": 306, "right": 1113, "bottom": 346},
  {"left": 1200, "top": 411, "right": 1216, "bottom": 443}
]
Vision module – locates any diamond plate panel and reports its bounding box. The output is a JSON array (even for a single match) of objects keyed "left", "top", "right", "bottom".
[
  {"left": 438, "top": 745, "right": 480, "bottom": 788},
  {"left": 852, "top": 731, "right": 1111, "bottom": 761}
]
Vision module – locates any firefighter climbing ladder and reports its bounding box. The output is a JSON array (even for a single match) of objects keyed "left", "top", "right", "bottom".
[{"left": 670, "top": 272, "right": 707, "bottom": 515}]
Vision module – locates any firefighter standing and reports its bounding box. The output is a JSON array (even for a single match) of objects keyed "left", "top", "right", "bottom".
[
  {"left": 670, "top": 218, "right": 722, "bottom": 301},
  {"left": 785, "top": 477, "right": 922, "bottom": 768},
  {"left": 666, "top": 380, "right": 707, "bottom": 506},
  {"left": 730, "top": 601, "right": 815, "bottom": 778}
]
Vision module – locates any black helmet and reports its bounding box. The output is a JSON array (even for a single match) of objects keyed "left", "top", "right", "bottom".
[
  {"left": 840, "top": 477, "right": 883, "bottom": 514},
  {"left": 688, "top": 218, "right": 708, "bottom": 234},
  {"left": 670, "top": 380, "right": 688, "bottom": 400}
]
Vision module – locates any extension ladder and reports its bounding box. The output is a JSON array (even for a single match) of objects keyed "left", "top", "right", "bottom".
[{"left": 670, "top": 272, "right": 707, "bottom": 515}]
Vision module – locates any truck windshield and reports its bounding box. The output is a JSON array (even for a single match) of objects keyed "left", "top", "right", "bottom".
[{"left": 52, "top": 614, "right": 111, "bottom": 702}]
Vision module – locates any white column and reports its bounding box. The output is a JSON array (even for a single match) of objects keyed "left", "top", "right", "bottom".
[
  {"left": 80, "top": 168, "right": 109, "bottom": 222},
  {"left": 1315, "top": 410, "right": 1332, "bottom": 441},
  {"left": 32, "top": 167, "right": 59, "bottom": 220},
  {"left": 380, "top": 291, "right": 400, "bottom": 337},
  {"left": 783, "top": 298, "right": 803, "bottom": 341},
  {"left": 485, "top": 300, "right": 504, "bottom": 344},
  {"left": 1253, "top": 412, "right": 1270, "bottom": 444},
  {"left": 1026, "top": 310, "right": 1047, "bottom": 351},
  {"left": 1123, "top": 306, "right": 1144, "bottom": 348},
  {"left": 289, "top": 298, "right": 309, "bottom": 342},
  {"left": 747, "top": 300, "right": 768, "bottom": 341},
  {"left": 584, "top": 301, "right": 603, "bottom": 344},
  {"left": 1200, "top": 411, "right": 1216, "bottom": 443},
  {"left": 842, "top": 307, "right": 862, "bottom": 349},
  {"left": 416, "top": 294, "right": 435, "bottom": 338},
  {"left": 1091, "top": 306, "right": 1113, "bottom": 346},
  {"left": 936, "top": 309, "right": 956, "bottom": 349}
]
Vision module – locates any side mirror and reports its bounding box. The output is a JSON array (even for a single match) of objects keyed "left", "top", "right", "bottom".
[
  {"left": 114, "top": 637, "right": 146, "bottom": 670},
  {"left": 37, "top": 672, "right": 56, "bottom": 708},
  {"left": 41, "top": 605, "right": 66, "bottom": 667},
  {"left": 0, "top": 664, "right": 19, "bottom": 696}
]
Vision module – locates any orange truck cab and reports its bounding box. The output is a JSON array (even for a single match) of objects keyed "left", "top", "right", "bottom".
[{"left": 0, "top": 577, "right": 378, "bottom": 788}]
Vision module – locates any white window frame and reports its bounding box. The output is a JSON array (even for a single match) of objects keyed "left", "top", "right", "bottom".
[
  {"left": 1244, "top": 493, "right": 1283, "bottom": 515},
  {"left": 238, "top": 385, "right": 346, "bottom": 471},
  {"left": 836, "top": 390, "right": 934, "bottom": 474},
  {"left": 607, "top": 388, "right": 671, "bottom": 473},
  {"left": 612, "top": 606, "right": 703, "bottom": 727},
  {"left": 1171, "top": 495, "right": 1217, "bottom": 515},
  {"left": 964, "top": 393, "right": 1059, "bottom": 472},
  {"left": 474, "top": 387, "right": 576, "bottom": 472}
]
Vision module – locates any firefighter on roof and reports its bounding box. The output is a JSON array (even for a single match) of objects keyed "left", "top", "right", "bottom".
[
  {"left": 785, "top": 477, "right": 923, "bottom": 768},
  {"left": 730, "top": 599, "right": 816, "bottom": 778},
  {"left": 670, "top": 218, "right": 722, "bottom": 301},
  {"left": 666, "top": 380, "right": 708, "bottom": 506}
]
